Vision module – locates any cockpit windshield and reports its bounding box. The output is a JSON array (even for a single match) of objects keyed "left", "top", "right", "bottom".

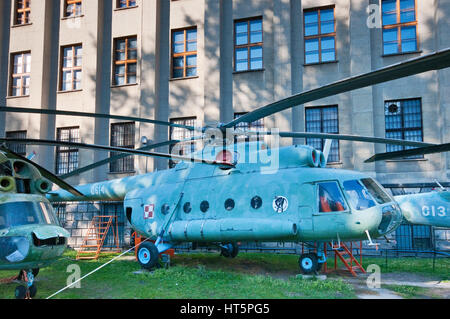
[
  {"left": 318, "top": 181, "right": 348, "bottom": 213},
  {"left": 360, "top": 178, "right": 392, "bottom": 204},
  {"left": 343, "top": 180, "right": 376, "bottom": 211},
  {"left": 0, "top": 201, "right": 59, "bottom": 230}
]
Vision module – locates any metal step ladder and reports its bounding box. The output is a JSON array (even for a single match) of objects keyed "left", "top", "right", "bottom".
[
  {"left": 76, "top": 215, "right": 120, "bottom": 260},
  {"left": 327, "top": 242, "right": 366, "bottom": 277}
]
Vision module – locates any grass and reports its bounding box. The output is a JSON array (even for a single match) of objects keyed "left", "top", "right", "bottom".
[
  {"left": 0, "top": 251, "right": 354, "bottom": 299},
  {"left": 382, "top": 284, "right": 427, "bottom": 299}
]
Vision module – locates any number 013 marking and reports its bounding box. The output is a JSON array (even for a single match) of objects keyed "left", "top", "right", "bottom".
[{"left": 421, "top": 206, "right": 447, "bottom": 217}]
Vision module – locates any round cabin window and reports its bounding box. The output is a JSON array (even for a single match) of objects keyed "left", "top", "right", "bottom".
[
  {"left": 200, "top": 201, "right": 209, "bottom": 213},
  {"left": 183, "top": 202, "right": 192, "bottom": 214},
  {"left": 224, "top": 199, "right": 235, "bottom": 211},
  {"left": 161, "top": 204, "right": 170, "bottom": 215},
  {"left": 251, "top": 196, "right": 263, "bottom": 209}
]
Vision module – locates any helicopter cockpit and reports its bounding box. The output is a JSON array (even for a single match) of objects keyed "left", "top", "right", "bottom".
[{"left": 0, "top": 201, "right": 59, "bottom": 230}]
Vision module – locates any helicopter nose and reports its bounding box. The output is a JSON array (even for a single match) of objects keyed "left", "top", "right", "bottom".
[{"left": 377, "top": 204, "right": 402, "bottom": 236}]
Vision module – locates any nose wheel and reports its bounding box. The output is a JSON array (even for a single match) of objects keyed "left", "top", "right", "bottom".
[{"left": 299, "top": 253, "right": 321, "bottom": 275}]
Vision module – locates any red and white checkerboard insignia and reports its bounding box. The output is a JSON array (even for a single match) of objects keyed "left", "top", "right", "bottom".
[{"left": 144, "top": 204, "right": 155, "bottom": 219}]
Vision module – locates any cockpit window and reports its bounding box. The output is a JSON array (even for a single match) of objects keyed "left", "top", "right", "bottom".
[
  {"left": 0, "top": 201, "right": 59, "bottom": 229},
  {"left": 318, "top": 182, "right": 348, "bottom": 213},
  {"left": 361, "top": 178, "right": 391, "bottom": 204},
  {"left": 343, "top": 180, "right": 376, "bottom": 211}
]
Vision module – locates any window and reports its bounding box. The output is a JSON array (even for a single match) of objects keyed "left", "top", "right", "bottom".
[
  {"left": 14, "top": 0, "right": 31, "bottom": 25},
  {"left": 234, "top": 112, "right": 265, "bottom": 143},
  {"left": 64, "top": 0, "right": 82, "bottom": 18},
  {"left": 385, "top": 98, "right": 423, "bottom": 158},
  {"left": 169, "top": 117, "right": 197, "bottom": 168},
  {"left": 117, "top": 0, "right": 136, "bottom": 8},
  {"left": 234, "top": 17, "right": 263, "bottom": 72},
  {"left": 382, "top": 0, "right": 418, "bottom": 55},
  {"left": 113, "top": 36, "right": 137, "bottom": 86},
  {"left": 60, "top": 45, "right": 82, "bottom": 91},
  {"left": 110, "top": 122, "right": 135, "bottom": 173},
  {"left": 343, "top": 180, "right": 376, "bottom": 211},
  {"left": 305, "top": 106, "right": 339, "bottom": 163},
  {"left": 55, "top": 127, "right": 80, "bottom": 175},
  {"left": 171, "top": 27, "right": 197, "bottom": 79},
  {"left": 317, "top": 181, "right": 347, "bottom": 213},
  {"left": 10, "top": 52, "right": 31, "bottom": 97},
  {"left": 304, "top": 6, "right": 336, "bottom": 64},
  {"left": 5, "top": 131, "right": 27, "bottom": 156}
]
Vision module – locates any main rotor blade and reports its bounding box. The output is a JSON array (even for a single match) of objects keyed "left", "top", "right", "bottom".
[
  {"left": 0, "top": 145, "right": 84, "bottom": 197},
  {"left": 0, "top": 138, "right": 233, "bottom": 168},
  {"left": 365, "top": 143, "right": 450, "bottom": 163},
  {"left": 244, "top": 131, "right": 435, "bottom": 148},
  {"left": 0, "top": 107, "right": 196, "bottom": 131},
  {"left": 222, "top": 48, "right": 450, "bottom": 128},
  {"left": 60, "top": 136, "right": 203, "bottom": 178}
]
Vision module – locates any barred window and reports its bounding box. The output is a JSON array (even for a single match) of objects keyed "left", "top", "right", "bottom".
[
  {"left": 171, "top": 28, "right": 197, "bottom": 79},
  {"left": 110, "top": 122, "right": 135, "bottom": 173},
  {"left": 113, "top": 36, "right": 137, "bottom": 85},
  {"left": 385, "top": 98, "right": 423, "bottom": 158},
  {"left": 117, "top": 0, "right": 136, "bottom": 9},
  {"left": 10, "top": 52, "right": 31, "bottom": 97},
  {"left": 304, "top": 6, "right": 336, "bottom": 64},
  {"left": 234, "top": 112, "right": 265, "bottom": 143},
  {"left": 234, "top": 17, "right": 263, "bottom": 72},
  {"left": 305, "top": 106, "right": 340, "bottom": 163},
  {"left": 56, "top": 127, "right": 80, "bottom": 175},
  {"left": 5, "top": 131, "right": 27, "bottom": 156},
  {"left": 169, "top": 117, "right": 197, "bottom": 168},
  {"left": 60, "top": 45, "right": 82, "bottom": 91},
  {"left": 64, "top": 0, "right": 82, "bottom": 18},
  {"left": 14, "top": 0, "right": 31, "bottom": 25},
  {"left": 382, "top": 0, "right": 418, "bottom": 55}
]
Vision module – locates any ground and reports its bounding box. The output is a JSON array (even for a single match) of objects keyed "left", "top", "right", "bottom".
[{"left": 0, "top": 250, "right": 448, "bottom": 299}]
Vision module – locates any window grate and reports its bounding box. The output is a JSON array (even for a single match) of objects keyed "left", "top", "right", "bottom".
[
  {"left": 169, "top": 117, "right": 197, "bottom": 168},
  {"left": 5, "top": 131, "right": 27, "bottom": 156},
  {"left": 110, "top": 122, "right": 135, "bottom": 173},
  {"left": 56, "top": 127, "right": 80, "bottom": 175}
]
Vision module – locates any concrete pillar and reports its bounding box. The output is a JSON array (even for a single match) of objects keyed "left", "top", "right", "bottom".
[
  {"left": 93, "top": 0, "right": 113, "bottom": 182},
  {"left": 154, "top": 0, "right": 170, "bottom": 170},
  {"left": 290, "top": 0, "right": 303, "bottom": 143},
  {"left": 0, "top": 0, "right": 11, "bottom": 138},
  {"left": 219, "top": 0, "right": 233, "bottom": 124},
  {"left": 349, "top": 0, "right": 375, "bottom": 173}
]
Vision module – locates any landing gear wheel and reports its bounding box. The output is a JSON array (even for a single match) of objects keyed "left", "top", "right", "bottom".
[
  {"left": 28, "top": 284, "right": 37, "bottom": 298},
  {"left": 15, "top": 286, "right": 26, "bottom": 299},
  {"left": 220, "top": 242, "right": 239, "bottom": 258},
  {"left": 299, "top": 253, "right": 319, "bottom": 275},
  {"left": 137, "top": 242, "right": 159, "bottom": 270}
]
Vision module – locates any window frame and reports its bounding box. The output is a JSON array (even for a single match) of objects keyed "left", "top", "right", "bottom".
[
  {"left": 5, "top": 130, "right": 27, "bottom": 156},
  {"left": 64, "top": 0, "right": 82, "bottom": 18},
  {"left": 112, "top": 36, "right": 138, "bottom": 86},
  {"left": 315, "top": 180, "right": 349, "bottom": 214},
  {"left": 381, "top": 0, "right": 419, "bottom": 56},
  {"left": 233, "top": 16, "right": 264, "bottom": 72},
  {"left": 14, "top": 0, "right": 31, "bottom": 26},
  {"left": 305, "top": 105, "right": 340, "bottom": 163},
  {"left": 116, "top": 0, "right": 137, "bottom": 9},
  {"left": 384, "top": 98, "right": 424, "bottom": 158},
  {"left": 59, "top": 44, "right": 83, "bottom": 92},
  {"left": 303, "top": 5, "right": 337, "bottom": 65},
  {"left": 9, "top": 51, "right": 31, "bottom": 97},
  {"left": 55, "top": 126, "right": 80, "bottom": 176},
  {"left": 171, "top": 27, "right": 198, "bottom": 79},
  {"left": 109, "top": 122, "right": 136, "bottom": 173}
]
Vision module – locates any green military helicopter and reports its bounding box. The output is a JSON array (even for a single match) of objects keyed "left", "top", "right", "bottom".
[
  {"left": 1, "top": 48, "right": 450, "bottom": 276},
  {"left": 0, "top": 146, "right": 83, "bottom": 298}
]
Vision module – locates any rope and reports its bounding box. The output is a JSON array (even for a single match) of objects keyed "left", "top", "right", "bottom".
[{"left": 46, "top": 238, "right": 151, "bottom": 299}]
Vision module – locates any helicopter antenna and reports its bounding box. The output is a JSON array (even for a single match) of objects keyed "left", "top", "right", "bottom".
[
  {"left": 323, "top": 139, "right": 332, "bottom": 163},
  {"left": 434, "top": 179, "right": 447, "bottom": 191}
]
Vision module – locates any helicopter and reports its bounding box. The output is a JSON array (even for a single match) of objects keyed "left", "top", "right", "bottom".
[
  {"left": 0, "top": 146, "right": 82, "bottom": 298},
  {"left": 1, "top": 48, "right": 450, "bottom": 276}
]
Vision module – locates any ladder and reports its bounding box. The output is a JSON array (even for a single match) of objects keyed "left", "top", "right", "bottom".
[
  {"left": 326, "top": 242, "right": 366, "bottom": 277},
  {"left": 76, "top": 215, "right": 120, "bottom": 260}
]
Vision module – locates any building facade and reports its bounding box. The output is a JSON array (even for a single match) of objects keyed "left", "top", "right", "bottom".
[{"left": 0, "top": 0, "right": 449, "bottom": 250}]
